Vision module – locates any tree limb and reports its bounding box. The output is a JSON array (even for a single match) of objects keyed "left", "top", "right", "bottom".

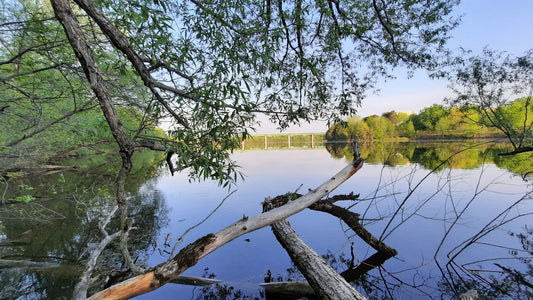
[
  {"left": 72, "top": 0, "right": 191, "bottom": 129},
  {"left": 260, "top": 194, "right": 397, "bottom": 297},
  {"left": 498, "top": 146, "right": 533, "bottom": 156},
  {"left": 50, "top": 0, "right": 135, "bottom": 163},
  {"left": 270, "top": 219, "right": 366, "bottom": 299},
  {"left": 72, "top": 206, "right": 120, "bottom": 300},
  {"left": 88, "top": 158, "right": 364, "bottom": 299}
]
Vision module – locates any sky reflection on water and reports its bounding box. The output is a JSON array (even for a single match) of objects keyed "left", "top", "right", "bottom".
[{"left": 138, "top": 147, "right": 532, "bottom": 299}]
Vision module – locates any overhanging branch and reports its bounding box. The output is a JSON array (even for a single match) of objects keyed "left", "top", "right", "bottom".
[{"left": 73, "top": 0, "right": 191, "bottom": 129}]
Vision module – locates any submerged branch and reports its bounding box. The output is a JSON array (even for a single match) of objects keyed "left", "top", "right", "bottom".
[
  {"left": 73, "top": 206, "right": 120, "bottom": 300},
  {"left": 261, "top": 193, "right": 397, "bottom": 297},
  {"left": 88, "top": 158, "right": 364, "bottom": 299},
  {"left": 270, "top": 219, "right": 366, "bottom": 300}
]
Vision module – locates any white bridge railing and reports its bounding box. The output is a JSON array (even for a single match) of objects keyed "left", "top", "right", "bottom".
[{"left": 241, "top": 133, "right": 326, "bottom": 150}]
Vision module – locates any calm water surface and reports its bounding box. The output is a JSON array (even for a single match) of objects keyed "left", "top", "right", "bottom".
[
  {"left": 138, "top": 147, "right": 532, "bottom": 299},
  {"left": 0, "top": 143, "right": 531, "bottom": 299}
]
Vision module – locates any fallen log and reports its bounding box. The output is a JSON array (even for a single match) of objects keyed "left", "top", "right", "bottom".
[
  {"left": 260, "top": 195, "right": 397, "bottom": 298},
  {"left": 270, "top": 219, "right": 366, "bottom": 300},
  {"left": 88, "top": 158, "right": 364, "bottom": 299}
]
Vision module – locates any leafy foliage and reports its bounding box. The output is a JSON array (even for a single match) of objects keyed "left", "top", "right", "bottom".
[
  {"left": 3, "top": 0, "right": 461, "bottom": 184},
  {"left": 0, "top": 1, "right": 158, "bottom": 172},
  {"left": 324, "top": 99, "right": 533, "bottom": 141},
  {"left": 445, "top": 49, "right": 533, "bottom": 152}
]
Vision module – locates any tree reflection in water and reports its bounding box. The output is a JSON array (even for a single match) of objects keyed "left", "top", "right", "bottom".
[
  {"left": 154, "top": 142, "right": 531, "bottom": 299},
  {"left": 192, "top": 234, "right": 532, "bottom": 299},
  {"left": 326, "top": 140, "right": 533, "bottom": 176},
  {"left": 322, "top": 141, "right": 532, "bottom": 298},
  {"left": 1, "top": 143, "right": 531, "bottom": 299},
  {"left": 0, "top": 153, "right": 169, "bottom": 299}
]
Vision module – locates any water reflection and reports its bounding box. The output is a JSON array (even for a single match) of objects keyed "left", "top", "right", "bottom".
[
  {"left": 0, "top": 143, "right": 531, "bottom": 299},
  {"left": 326, "top": 140, "right": 533, "bottom": 176},
  {"left": 178, "top": 225, "right": 533, "bottom": 299},
  {"left": 146, "top": 143, "right": 531, "bottom": 299},
  {"left": 0, "top": 151, "right": 169, "bottom": 299}
]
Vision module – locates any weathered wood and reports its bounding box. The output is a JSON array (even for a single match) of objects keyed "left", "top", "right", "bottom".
[
  {"left": 270, "top": 219, "right": 366, "bottom": 300},
  {"left": 50, "top": 0, "right": 365, "bottom": 298},
  {"left": 311, "top": 201, "right": 396, "bottom": 255},
  {"left": 72, "top": 206, "right": 120, "bottom": 300},
  {"left": 260, "top": 249, "right": 394, "bottom": 298},
  {"left": 88, "top": 158, "right": 364, "bottom": 299},
  {"left": 261, "top": 196, "right": 397, "bottom": 297},
  {"left": 203, "top": 158, "right": 363, "bottom": 257}
]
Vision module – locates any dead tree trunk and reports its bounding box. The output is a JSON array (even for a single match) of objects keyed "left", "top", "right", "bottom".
[
  {"left": 261, "top": 195, "right": 397, "bottom": 298},
  {"left": 271, "top": 219, "right": 366, "bottom": 300},
  {"left": 87, "top": 158, "right": 364, "bottom": 299}
]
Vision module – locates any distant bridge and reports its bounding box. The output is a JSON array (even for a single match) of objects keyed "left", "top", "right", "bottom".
[{"left": 241, "top": 132, "right": 326, "bottom": 150}]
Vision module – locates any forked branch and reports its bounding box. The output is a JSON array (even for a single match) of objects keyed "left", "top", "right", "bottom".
[{"left": 88, "top": 158, "right": 364, "bottom": 299}]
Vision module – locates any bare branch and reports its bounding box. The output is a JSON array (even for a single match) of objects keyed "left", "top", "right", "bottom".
[
  {"left": 270, "top": 219, "right": 366, "bottom": 299},
  {"left": 88, "top": 158, "right": 364, "bottom": 299},
  {"left": 73, "top": 206, "right": 120, "bottom": 300}
]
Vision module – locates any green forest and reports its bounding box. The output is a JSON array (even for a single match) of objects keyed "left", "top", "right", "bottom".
[{"left": 326, "top": 97, "right": 532, "bottom": 142}]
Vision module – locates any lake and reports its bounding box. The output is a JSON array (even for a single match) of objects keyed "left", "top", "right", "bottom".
[{"left": 0, "top": 141, "right": 531, "bottom": 299}]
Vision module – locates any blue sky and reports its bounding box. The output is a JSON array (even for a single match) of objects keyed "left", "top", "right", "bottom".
[{"left": 257, "top": 0, "right": 533, "bottom": 133}]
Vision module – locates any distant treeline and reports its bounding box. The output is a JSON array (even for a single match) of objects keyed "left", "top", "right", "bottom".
[{"left": 326, "top": 98, "right": 530, "bottom": 141}]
